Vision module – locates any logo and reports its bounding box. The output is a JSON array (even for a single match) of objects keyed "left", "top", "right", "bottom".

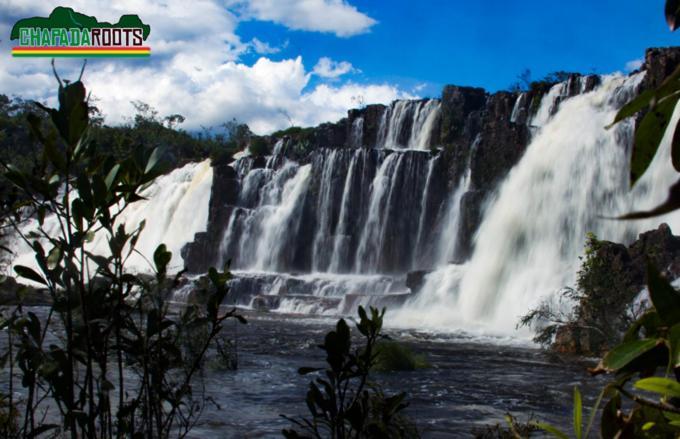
[{"left": 10, "top": 7, "right": 151, "bottom": 58}]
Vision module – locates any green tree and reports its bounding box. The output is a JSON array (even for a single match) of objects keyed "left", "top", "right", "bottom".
[{"left": 0, "top": 64, "right": 245, "bottom": 438}]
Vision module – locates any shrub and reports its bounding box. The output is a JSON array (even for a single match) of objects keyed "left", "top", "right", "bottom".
[
  {"left": 372, "top": 340, "right": 429, "bottom": 372},
  {"left": 282, "top": 307, "right": 419, "bottom": 438},
  {"left": 248, "top": 136, "right": 270, "bottom": 157},
  {"left": 520, "top": 233, "right": 637, "bottom": 353}
]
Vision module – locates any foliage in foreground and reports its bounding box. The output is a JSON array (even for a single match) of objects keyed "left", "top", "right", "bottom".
[
  {"left": 472, "top": 414, "right": 539, "bottom": 439},
  {"left": 0, "top": 66, "right": 245, "bottom": 438},
  {"left": 282, "top": 306, "right": 419, "bottom": 439},
  {"left": 534, "top": 265, "right": 680, "bottom": 438},
  {"left": 532, "top": 4, "right": 680, "bottom": 437}
]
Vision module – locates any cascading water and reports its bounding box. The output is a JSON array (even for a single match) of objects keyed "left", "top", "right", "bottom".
[
  {"left": 349, "top": 117, "right": 364, "bottom": 148},
  {"left": 217, "top": 160, "right": 311, "bottom": 271},
  {"left": 377, "top": 99, "right": 441, "bottom": 150},
  {"left": 11, "top": 160, "right": 213, "bottom": 275},
  {"left": 395, "top": 73, "right": 680, "bottom": 335},
  {"left": 18, "top": 66, "right": 678, "bottom": 341},
  {"left": 218, "top": 147, "right": 446, "bottom": 275},
  {"left": 530, "top": 82, "right": 569, "bottom": 128},
  {"left": 208, "top": 102, "right": 452, "bottom": 312},
  {"left": 510, "top": 93, "right": 527, "bottom": 124}
]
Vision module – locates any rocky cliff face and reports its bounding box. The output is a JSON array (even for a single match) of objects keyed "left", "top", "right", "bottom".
[
  {"left": 553, "top": 224, "right": 680, "bottom": 355},
  {"left": 643, "top": 47, "right": 680, "bottom": 89},
  {"left": 182, "top": 47, "right": 680, "bottom": 276},
  {"left": 182, "top": 162, "right": 240, "bottom": 272}
]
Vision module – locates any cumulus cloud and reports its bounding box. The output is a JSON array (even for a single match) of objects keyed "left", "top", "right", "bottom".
[
  {"left": 0, "top": 0, "right": 404, "bottom": 134},
  {"left": 75, "top": 56, "right": 410, "bottom": 134},
  {"left": 230, "top": 0, "right": 377, "bottom": 37},
  {"left": 312, "top": 57, "right": 357, "bottom": 78},
  {"left": 249, "top": 37, "right": 287, "bottom": 55},
  {"left": 625, "top": 58, "right": 644, "bottom": 72}
]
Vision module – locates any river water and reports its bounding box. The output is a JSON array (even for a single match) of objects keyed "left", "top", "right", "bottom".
[{"left": 188, "top": 311, "right": 603, "bottom": 438}]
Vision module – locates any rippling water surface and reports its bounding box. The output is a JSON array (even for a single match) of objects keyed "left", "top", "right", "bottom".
[{"left": 189, "top": 311, "right": 603, "bottom": 438}]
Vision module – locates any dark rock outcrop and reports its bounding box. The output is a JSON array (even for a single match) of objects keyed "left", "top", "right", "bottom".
[
  {"left": 439, "top": 86, "right": 487, "bottom": 150},
  {"left": 182, "top": 163, "right": 240, "bottom": 273},
  {"left": 313, "top": 120, "right": 348, "bottom": 148},
  {"left": 455, "top": 190, "right": 488, "bottom": 262},
  {"left": 470, "top": 92, "right": 529, "bottom": 191},
  {"left": 643, "top": 47, "right": 680, "bottom": 89},
  {"left": 348, "top": 104, "right": 387, "bottom": 148},
  {"left": 405, "top": 270, "right": 430, "bottom": 294},
  {"left": 553, "top": 224, "right": 680, "bottom": 355}
]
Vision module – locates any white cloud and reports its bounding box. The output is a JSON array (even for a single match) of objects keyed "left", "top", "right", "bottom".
[
  {"left": 0, "top": 0, "right": 405, "bottom": 135},
  {"left": 412, "top": 83, "right": 427, "bottom": 93},
  {"left": 312, "top": 57, "right": 357, "bottom": 78},
  {"left": 301, "top": 82, "right": 414, "bottom": 126},
  {"left": 77, "top": 56, "right": 409, "bottom": 134},
  {"left": 230, "top": 0, "right": 377, "bottom": 37},
  {"left": 249, "top": 37, "right": 287, "bottom": 55},
  {"left": 625, "top": 58, "right": 644, "bottom": 72}
]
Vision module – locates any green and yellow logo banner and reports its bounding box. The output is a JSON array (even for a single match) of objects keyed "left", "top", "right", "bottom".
[{"left": 10, "top": 7, "right": 151, "bottom": 58}]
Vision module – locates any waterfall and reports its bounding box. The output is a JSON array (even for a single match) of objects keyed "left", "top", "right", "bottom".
[
  {"left": 376, "top": 100, "right": 441, "bottom": 149},
  {"left": 412, "top": 155, "right": 438, "bottom": 267},
  {"left": 111, "top": 160, "right": 213, "bottom": 271},
  {"left": 349, "top": 117, "right": 364, "bottom": 148},
  {"left": 510, "top": 93, "right": 527, "bottom": 124},
  {"left": 216, "top": 159, "right": 312, "bottom": 271},
  {"left": 409, "top": 100, "right": 442, "bottom": 148},
  {"left": 311, "top": 149, "right": 345, "bottom": 271},
  {"left": 328, "top": 149, "right": 369, "bottom": 273},
  {"left": 252, "top": 164, "right": 312, "bottom": 271},
  {"left": 395, "top": 72, "right": 680, "bottom": 335},
  {"left": 33, "top": 64, "right": 676, "bottom": 340},
  {"left": 354, "top": 152, "right": 405, "bottom": 272},
  {"left": 434, "top": 164, "right": 471, "bottom": 265},
  {"left": 530, "top": 82, "right": 568, "bottom": 128},
  {"left": 11, "top": 160, "right": 213, "bottom": 275},
  {"left": 217, "top": 147, "right": 438, "bottom": 275}
]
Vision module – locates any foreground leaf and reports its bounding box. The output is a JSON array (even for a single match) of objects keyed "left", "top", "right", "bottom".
[
  {"left": 647, "top": 263, "right": 680, "bottom": 325},
  {"left": 672, "top": 121, "right": 680, "bottom": 171},
  {"left": 634, "top": 377, "right": 680, "bottom": 398},
  {"left": 669, "top": 324, "right": 680, "bottom": 368},
  {"left": 609, "top": 89, "right": 655, "bottom": 127},
  {"left": 616, "top": 178, "right": 680, "bottom": 219},
  {"left": 573, "top": 386, "right": 583, "bottom": 439},
  {"left": 630, "top": 95, "right": 679, "bottom": 186},
  {"left": 14, "top": 265, "right": 47, "bottom": 285},
  {"left": 601, "top": 393, "right": 622, "bottom": 439},
  {"left": 666, "top": 0, "right": 680, "bottom": 31},
  {"left": 624, "top": 310, "right": 663, "bottom": 342},
  {"left": 601, "top": 338, "right": 659, "bottom": 371},
  {"left": 532, "top": 421, "right": 570, "bottom": 439}
]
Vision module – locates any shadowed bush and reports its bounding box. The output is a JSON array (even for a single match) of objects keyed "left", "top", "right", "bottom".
[{"left": 372, "top": 340, "right": 429, "bottom": 372}]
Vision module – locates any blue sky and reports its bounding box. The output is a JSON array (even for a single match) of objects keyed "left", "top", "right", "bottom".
[
  {"left": 0, "top": 0, "right": 677, "bottom": 133},
  {"left": 237, "top": 0, "right": 677, "bottom": 95}
]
